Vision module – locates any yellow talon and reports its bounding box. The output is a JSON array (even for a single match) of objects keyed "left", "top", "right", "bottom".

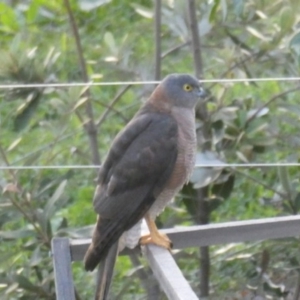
[{"left": 139, "top": 213, "right": 173, "bottom": 249}]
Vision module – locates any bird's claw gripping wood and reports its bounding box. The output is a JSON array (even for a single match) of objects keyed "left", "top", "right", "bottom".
[
  {"left": 139, "top": 213, "right": 173, "bottom": 250},
  {"left": 139, "top": 232, "right": 173, "bottom": 250}
]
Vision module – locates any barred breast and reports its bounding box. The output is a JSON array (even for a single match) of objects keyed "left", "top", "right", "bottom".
[{"left": 148, "top": 106, "right": 196, "bottom": 218}]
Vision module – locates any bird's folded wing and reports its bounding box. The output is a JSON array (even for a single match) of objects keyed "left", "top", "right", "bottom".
[{"left": 93, "top": 112, "right": 178, "bottom": 224}]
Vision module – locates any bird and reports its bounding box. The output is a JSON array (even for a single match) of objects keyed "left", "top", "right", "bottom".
[{"left": 84, "top": 73, "right": 206, "bottom": 296}]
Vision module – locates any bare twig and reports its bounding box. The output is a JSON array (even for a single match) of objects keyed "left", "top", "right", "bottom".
[
  {"left": 64, "top": 0, "right": 100, "bottom": 165},
  {"left": 94, "top": 100, "right": 129, "bottom": 123},
  {"left": 246, "top": 85, "right": 300, "bottom": 125},
  {"left": 0, "top": 144, "right": 17, "bottom": 181},
  {"left": 187, "top": 0, "right": 203, "bottom": 79},
  {"left": 187, "top": 0, "right": 208, "bottom": 122},
  {"left": 96, "top": 85, "right": 131, "bottom": 127},
  {"left": 12, "top": 132, "right": 77, "bottom": 165},
  {"left": 233, "top": 167, "right": 297, "bottom": 214},
  {"left": 161, "top": 41, "right": 190, "bottom": 59},
  {"left": 187, "top": 0, "right": 210, "bottom": 297},
  {"left": 207, "top": 52, "right": 261, "bottom": 90},
  {"left": 233, "top": 168, "right": 287, "bottom": 199},
  {"left": 0, "top": 145, "right": 51, "bottom": 247},
  {"left": 154, "top": 0, "right": 162, "bottom": 80}
]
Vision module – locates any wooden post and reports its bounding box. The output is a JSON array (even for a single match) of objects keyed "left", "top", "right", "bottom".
[{"left": 52, "top": 237, "right": 76, "bottom": 300}]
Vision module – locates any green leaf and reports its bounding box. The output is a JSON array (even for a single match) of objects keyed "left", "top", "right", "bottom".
[
  {"left": 263, "top": 278, "right": 288, "bottom": 296},
  {"left": 104, "top": 31, "right": 117, "bottom": 54},
  {"left": 63, "top": 186, "right": 94, "bottom": 226},
  {"left": 5, "top": 283, "right": 18, "bottom": 294},
  {"left": 237, "top": 110, "right": 247, "bottom": 128},
  {"left": 0, "top": 229, "right": 35, "bottom": 240},
  {"left": 131, "top": 4, "right": 153, "bottom": 19},
  {"left": 278, "top": 167, "right": 293, "bottom": 197},
  {"left": 7, "top": 137, "right": 22, "bottom": 152},
  {"left": 290, "top": 31, "right": 300, "bottom": 55},
  {"left": 211, "top": 107, "right": 238, "bottom": 123},
  {"left": 208, "top": 197, "right": 224, "bottom": 213},
  {"left": 191, "top": 152, "right": 225, "bottom": 188},
  {"left": 289, "top": 0, "right": 300, "bottom": 10},
  {"left": 35, "top": 209, "right": 48, "bottom": 235},
  {"left": 246, "top": 26, "right": 269, "bottom": 41},
  {"left": 0, "top": 3, "right": 19, "bottom": 31},
  {"left": 44, "top": 180, "right": 68, "bottom": 219},
  {"left": 209, "top": 0, "right": 220, "bottom": 23},
  {"left": 30, "top": 246, "right": 42, "bottom": 267},
  {"left": 23, "top": 151, "right": 42, "bottom": 167},
  {"left": 220, "top": 0, "right": 227, "bottom": 21},
  {"left": 247, "top": 107, "right": 269, "bottom": 120},
  {"left": 246, "top": 121, "right": 268, "bottom": 137},
  {"left": 78, "top": 0, "right": 111, "bottom": 11},
  {"left": 293, "top": 192, "right": 300, "bottom": 212},
  {"left": 248, "top": 137, "right": 276, "bottom": 147},
  {"left": 181, "top": 183, "right": 197, "bottom": 219},
  {"left": 14, "top": 275, "right": 39, "bottom": 292},
  {"left": 190, "top": 168, "right": 222, "bottom": 189},
  {"left": 73, "top": 97, "right": 89, "bottom": 111},
  {"left": 279, "top": 7, "right": 295, "bottom": 33},
  {"left": 26, "top": 1, "right": 39, "bottom": 23},
  {"left": 233, "top": 0, "right": 244, "bottom": 16},
  {"left": 212, "top": 174, "right": 235, "bottom": 200},
  {"left": 14, "top": 92, "right": 41, "bottom": 132},
  {"left": 195, "top": 151, "right": 226, "bottom": 168}
]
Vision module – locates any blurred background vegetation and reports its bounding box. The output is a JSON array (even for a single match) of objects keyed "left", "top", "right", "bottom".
[{"left": 1, "top": 0, "right": 300, "bottom": 299}]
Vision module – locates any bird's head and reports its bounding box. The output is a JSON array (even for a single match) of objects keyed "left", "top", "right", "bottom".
[{"left": 151, "top": 74, "right": 207, "bottom": 110}]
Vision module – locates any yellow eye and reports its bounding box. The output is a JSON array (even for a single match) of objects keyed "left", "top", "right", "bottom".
[{"left": 183, "top": 84, "right": 193, "bottom": 92}]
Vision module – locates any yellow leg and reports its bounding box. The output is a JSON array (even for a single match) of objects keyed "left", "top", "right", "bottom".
[{"left": 139, "top": 213, "right": 173, "bottom": 249}]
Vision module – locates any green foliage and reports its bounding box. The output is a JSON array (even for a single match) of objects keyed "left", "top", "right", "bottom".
[{"left": 1, "top": 0, "right": 300, "bottom": 299}]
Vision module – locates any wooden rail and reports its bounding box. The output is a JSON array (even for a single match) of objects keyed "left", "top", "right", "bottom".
[{"left": 52, "top": 215, "right": 300, "bottom": 299}]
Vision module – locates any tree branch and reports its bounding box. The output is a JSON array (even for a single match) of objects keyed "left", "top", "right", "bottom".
[
  {"left": 246, "top": 85, "right": 300, "bottom": 125},
  {"left": 233, "top": 168, "right": 286, "bottom": 199},
  {"left": 187, "top": 0, "right": 210, "bottom": 297},
  {"left": 154, "top": 0, "right": 162, "bottom": 80},
  {"left": 64, "top": 0, "right": 100, "bottom": 165},
  {"left": 233, "top": 168, "right": 296, "bottom": 214},
  {"left": 0, "top": 145, "right": 51, "bottom": 247},
  {"left": 161, "top": 41, "right": 190, "bottom": 59},
  {"left": 187, "top": 0, "right": 203, "bottom": 79},
  {"left": 96, "top": 85, "right": 131, "bottom": 127}
]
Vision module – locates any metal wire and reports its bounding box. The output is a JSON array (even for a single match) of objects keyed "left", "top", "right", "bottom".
[
  {"left": 1, "top": 75, "right": 300, "bottom": 171},
  {"left": 0, "top": 163, "right": 300, "bottom": 170},
  {"left": 0, "top": 77, "right": 300, "bottom": 89}
]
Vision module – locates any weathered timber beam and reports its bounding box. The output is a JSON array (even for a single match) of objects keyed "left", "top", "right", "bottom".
[
  {"left": 144, "top": 244, "right": 198, "bottom": 300},
  {"left": 69, "top": 215, "right": 300, "bottom": 261}
]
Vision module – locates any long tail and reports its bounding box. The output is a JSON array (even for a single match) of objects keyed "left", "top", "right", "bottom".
[
  {"left": 84, "top": 215, "right": 120, "bottom": 300},
  {"left": 84, "top": 216, "right": 124, "bottom": 271},
  {"left": 94, "top": 242, "right": 119, "bottom": 300}
]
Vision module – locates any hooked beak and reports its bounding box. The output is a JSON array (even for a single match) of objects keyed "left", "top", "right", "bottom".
[{"left": 196, "top": 86, "right": 208, "bottom": 98}]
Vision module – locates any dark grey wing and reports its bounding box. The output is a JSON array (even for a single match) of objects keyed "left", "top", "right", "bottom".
[{"left": 94, "top": 112, "right": 178, "bottom": 223}]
